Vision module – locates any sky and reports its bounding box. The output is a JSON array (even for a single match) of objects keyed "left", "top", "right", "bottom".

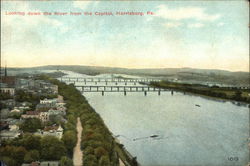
[{"left": 1, "top": 1, "right": 249, "bottom": 72}]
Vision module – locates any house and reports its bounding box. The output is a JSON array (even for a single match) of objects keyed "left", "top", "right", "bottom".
[
  {"left": 40, "top": 98, "right": 58, "bottom": 104},
  {"left": 21, "top": 111, "right": 40, "bottom": 119},
  {"left": 35, "top": 125, "right": 63, "bottom": 139},
  {"left": 0, "top": 99, "right": 15, "bottom": 108},
  {"left": 56, "top": 105, "right": 67, "bottom": 112},
  {"left": 57, "top": 95, "right": 64, "bottom": 103},
  {"left": 39, "top": 112, "right": 49, "bottom": 122},
  {"left": 48, "top": 108, "right": 66, "bottom": 116},
  {"left": 36, "top": 103, "right": 56, "bottom": 112},
  {"left": 0, "top": 130, "right": 21, "bottom": 139},
  {"left": 10, "top": 108, "right": 22, "bottom": 113},
  {"left": 0, "top": 87, "right": 15, "bottom": 96},
  {"left": 1, "top": 76, "right": 16, "bottom": 87},
  {"left": 9, "top": 124, "right": 19, "bottom": 131}
]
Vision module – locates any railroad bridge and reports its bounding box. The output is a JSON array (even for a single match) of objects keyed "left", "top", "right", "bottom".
[
  {"left": 61, "top": 77, "right": 161, "bottom": 83},
  {"left": 75, "top": 85, "right": 171, "bottom": 96},
  {"left": 61, "top": 77, "right": 172, "bottom": 96}
]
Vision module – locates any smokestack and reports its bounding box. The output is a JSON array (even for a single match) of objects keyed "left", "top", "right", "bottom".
[{"left": 5, "top": 64, "right": 7, "bottom": 77}]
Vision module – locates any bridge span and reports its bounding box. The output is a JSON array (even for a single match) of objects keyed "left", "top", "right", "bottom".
[
  {"left": 75, "top": 85, "right": 172, "bottom": 96},
  {"left": 61, "top": 77, "right": 162, "bottom": 83}
]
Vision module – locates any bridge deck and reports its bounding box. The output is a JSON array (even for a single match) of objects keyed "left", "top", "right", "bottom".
[
  {"left": 61, "top": 77, "right": 161, "bottom": 82},
  {"left": 75, "top": 86, "right": 168, "bottom": 92}
]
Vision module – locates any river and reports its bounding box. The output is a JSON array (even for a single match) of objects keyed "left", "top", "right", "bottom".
[{"left": 61, "top": 71, "right": 249, "bottom": 166}]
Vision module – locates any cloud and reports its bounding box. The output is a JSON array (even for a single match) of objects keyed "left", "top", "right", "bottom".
[
  {"left": 155, "top": 5, "right": 220, "bottom": 21},
  {"left": 73, "top": 1, "right": 99, "bottom": 10},
  {"left": 188, "top": 23, "right": 204, "bottom": 28},
  {"left": 164, "top": 22, "right": 182, "bottom": 28},
  {"left": 217, "top": 22, "right": 225, "bottom": 27}
]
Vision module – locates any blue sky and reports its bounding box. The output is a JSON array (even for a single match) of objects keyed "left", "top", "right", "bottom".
[{"left": 1, "top": 1, "right": 249, "bottom": 71}]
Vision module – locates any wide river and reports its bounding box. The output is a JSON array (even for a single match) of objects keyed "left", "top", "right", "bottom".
[{"left": 61, "top": 71, "right": 249, "bottom": 166}]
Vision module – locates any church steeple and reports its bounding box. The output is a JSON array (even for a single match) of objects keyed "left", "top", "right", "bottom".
[{"left": 4, "top": 64, "right": 7, "bottom": 77}]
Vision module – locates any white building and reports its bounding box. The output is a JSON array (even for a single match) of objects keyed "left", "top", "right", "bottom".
[
  {"left": 35, "top": 125, "right": 63, "bottom": 139},
  {"left": 40, "top": 98, "right": 58, "bottom": 104}
]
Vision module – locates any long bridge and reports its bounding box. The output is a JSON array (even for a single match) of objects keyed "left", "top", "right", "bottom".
[
  {"left": 61, "top": 77, "right": 162, "bottom": 83},
  {"left": 75, "top": 85, "right": 171, "bottom": 96}
]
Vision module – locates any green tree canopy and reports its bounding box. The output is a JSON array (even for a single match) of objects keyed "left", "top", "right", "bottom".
[
  {"left": 59, "top": 156, "right": 73, "bottom": 166},
  {"left": 41, "top": 136, "right": 66, "bottom": 160},
  {"left": 20, "top": 118, "right": 43, "bottom": 132}
]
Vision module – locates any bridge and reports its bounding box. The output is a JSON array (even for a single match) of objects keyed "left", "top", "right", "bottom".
[
  {"left": 75, "top": 85, "right": 171, "bottom": 96},
  {"left": 61, "top": 77, "right": 162, "bottom": 83}
]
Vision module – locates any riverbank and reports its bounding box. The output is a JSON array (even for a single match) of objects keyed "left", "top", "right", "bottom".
[{"left": 150, "top": 81, "right": 250, "bottom": 104}]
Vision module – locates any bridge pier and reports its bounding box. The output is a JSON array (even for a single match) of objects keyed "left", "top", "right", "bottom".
[
  {"left": 102, "top": 91, "right": 104, "bottom": 96},
  {"left": 124, "top": 91, "right": 126, "bottom": 96},
  {"left": 144, "top": 91, "right": 147, "bottom": 96}
]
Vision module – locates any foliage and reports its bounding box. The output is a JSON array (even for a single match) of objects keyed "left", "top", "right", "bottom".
[
  {"left": 20, "top": 118, "right": 43, "bottom": 132},
  {"left": 24, "top": 150, "right": 40, "bottom": 163},
  {"left": 0, "top": 145, "right": 27, "bottom": 166},
  {"left": 40, "top": 136, "right": 67, "bottom": 160},
  {"left": 151, "top": 81, "right": 250, "bottom": 103},
  {"left": 62, "top": 130, "right": 77, "bottom": 156},
  {"left": 0, "top": 92, "right": 13, "bottom": 100},
  {"left": 59, "top": 156, "right": 74, "bottom": 166}
]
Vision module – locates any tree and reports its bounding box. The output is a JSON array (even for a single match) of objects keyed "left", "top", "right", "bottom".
[
  {"left": 24, "top": 150, "right": 40, "bottom": 163},
  {"left": 0, "top": 156, "right": 17, "bottom": 166},
  {"left": 99, "top": 155, "right": 111, "bottom": 166},
  {"left": 233, "top": 90, "right": 242, "bottom": 101},
  {"left": 41, "top": 136, "right": 66, "bottom": 160},
  {"left": 59, "top": 156, "right": 73, "bottom": 166},
  {"left": 62, "top": 130, "right": 77, "bottom": 156},
  {"left": 94, "top": 146, "right": 108, "bottom": 159},
  {"left": 21, "top": 134, "right": 41, "bottom": 151},
  {"left": 12, "top": 146, "right": 27, "bottom": 164},
  {"left": 20, "top": 118, "right": 43, "bottom": 132}
]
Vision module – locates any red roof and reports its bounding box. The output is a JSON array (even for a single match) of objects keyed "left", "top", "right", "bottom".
[
  {"left": 31, "top": 162, "right": 40, "bottom": 166},
  {"left": 0, "top": 76, "right": 16, "bottom": 86},
  {"left": 44, "top": 125, "right": 59, "bottom": 131}
]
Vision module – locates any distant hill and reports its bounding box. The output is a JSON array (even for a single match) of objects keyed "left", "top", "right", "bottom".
[{"left": 5, "top": 65, "right": 250, "bottom": 86}]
